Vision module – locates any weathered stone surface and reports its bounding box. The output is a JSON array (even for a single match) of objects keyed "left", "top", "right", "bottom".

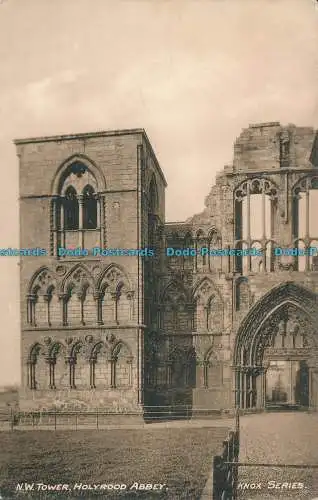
[{"left": 17, "top": 123, "right": 318, "bottom": 413}]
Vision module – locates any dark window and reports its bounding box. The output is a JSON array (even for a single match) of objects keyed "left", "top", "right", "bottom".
[
  {"left": 83, "top": 185, "right": 97, "bottom": 229},
  {"left": 64, "top": 186, "right": 79, "bottom": 230}
]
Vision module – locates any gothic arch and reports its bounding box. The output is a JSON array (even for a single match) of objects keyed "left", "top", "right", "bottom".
[
  {"left": 27, "top": 268, "right": 60, "bottom": 326},
  {"left": 61, "top": 263, "right": 95, "bottom": 294},
  {"left": 112, "top": 341, "right": 132, "bottom": 360},
  {"left": 147, "top": 173, "right": 159, "bottom": 215},
  {"left": 49, "top": 341, "right": 65, "bottom": 359},
  {"left": 90, "top": 340, "right": 108, "bottom": 360},
  {"left": 28, "top": 342, "right": 43, "bottom": 363},
  {"left": 234, "top": 176, "right": 279, "bottom": 199},
  {"left": 111, "top": 341, "right": 133, "bottom": 388},
  {"left": 192, "top": 278, "right": 224, "bottom": 332},
  {"left": 203, "top": 346, "right": 219, "bottom": 363},
  {"left": 183, "top": 230, "right": 194, "bottom": 246},
  {"left": 96, "top": 263, "right": 131, "bottom": 291},
  {"left": 51, "top": 154, "right": 106, "bottom": 195},
  {"left": 235, "top": 276, "right": 250, "bottom": 311},
  {"left": 28, "top": 267, "right": 57, "bottom": 294},
  {"left": 193, "top": 277, "right": 223, "bottom": 306},
  {"left": 234, "top": 281, "right": 318, "bottom": 366},
  {"left": 70, "top": 341, "right": 84, "bottom": 359},
  {"left": 195, "top": 229, "right": 206, "bottom": 239},
  {"left": 160, "top": 279, "right": 189, "bottom": 304},
  {"left": 27, "top": 343, "right": 45, "bottom": 390},
  {"left": 203, "top": 347, "right": 222, "bottom": 389},
  {"left": 292, "top": 173, "right": 318, "bottom": 193},
  {"left": 234, "top": 282, "right": 318, "bottom": 410},
  {"left": 207, "top": 227, "right": 222, "bottom": 243}
]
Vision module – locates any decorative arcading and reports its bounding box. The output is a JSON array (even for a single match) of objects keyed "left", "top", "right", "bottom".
[
  {"left": 26, "top": 334, "right": 133, "bottom": 391},
  {"left": 26, "top": 263, "right": 134, "bottom": 327}
]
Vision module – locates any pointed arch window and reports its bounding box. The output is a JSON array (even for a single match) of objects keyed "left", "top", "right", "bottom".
[
  {"left": 83, "top": 184, "right": 97, "bottom": 229},
  {"left": 234, "top": 178, "right": 278, "bottom": 273},
  {"left": 64, "top": 186, "right": 79, "bottom": 230}
]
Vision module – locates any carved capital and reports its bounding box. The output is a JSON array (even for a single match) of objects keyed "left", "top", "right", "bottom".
[
  {"left": 93, "top": 290, "right": 101, "bottom": 301},
  {"left": 111, "top": 291, "right": 120, "bottom": 301},
  {"left": 27, "top": 293, "right": 37, "bottom": 303}
]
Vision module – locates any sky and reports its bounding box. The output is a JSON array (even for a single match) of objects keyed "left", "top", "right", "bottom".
[{"left": 0, "top": 0, "right": 317, "bottom": 386}]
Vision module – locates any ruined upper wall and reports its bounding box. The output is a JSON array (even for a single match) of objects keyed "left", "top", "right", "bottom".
[
  {"left": 185, "top": 122, "right": 318, "bottom": 232},
  {"left": 232, "top": 122, "right": 318, "bottom": 173}
]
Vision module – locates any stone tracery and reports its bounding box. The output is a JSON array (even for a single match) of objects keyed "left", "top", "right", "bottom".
[{"left": 234, "top": 283, "right": 318, "bottom": 409}]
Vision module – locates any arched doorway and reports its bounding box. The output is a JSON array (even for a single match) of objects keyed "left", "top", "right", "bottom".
[{"left": 234, "top": 282, "right": 318, "bottom": 410}]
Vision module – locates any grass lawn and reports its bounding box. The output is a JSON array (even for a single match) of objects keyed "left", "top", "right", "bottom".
[{"left": 0, "top": 426, "right": 228, "bottom": 499}]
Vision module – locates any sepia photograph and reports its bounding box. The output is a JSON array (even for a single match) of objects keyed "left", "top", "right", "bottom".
[{"left": 0, "top": 0, "right": 318, "bottom": 498}]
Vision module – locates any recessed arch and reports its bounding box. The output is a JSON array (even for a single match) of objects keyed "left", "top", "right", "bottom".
[
  {"left": 160, "top": 279, "right": 189, "bottom": 304},
  {"left": 96, "top": 263, "right": 131, "bottom": 291},
  {"left": 234, "top": 281, "right": 318, "bottom": 410},
  {"left": 112, "top": 341, "right": 132, "bottom": 359},
  {"left": 148, "top": 173, "right": 159, "bottom": 215},
  {"left": 193, "top": 277, "right": 223, "bottom": 304},
  {"left": 61, "top": 263, "right": 95, "bottom": 294},
  {"left": 234, "top": 281, "right": 318, "bottom": 366},
  {"left": 51, "top": 154, "right": 106, "bottom": 195},
  {"left": 28, "top": 266, "right": 57, "bottom": 294}
]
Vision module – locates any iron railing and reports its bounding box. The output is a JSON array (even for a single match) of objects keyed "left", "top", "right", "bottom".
[
  {"left": 212, "top": 408, "right": 240, "bottom": 500},
  {"left": 0, "top": 405, "right": 231, "bottom": 430}
]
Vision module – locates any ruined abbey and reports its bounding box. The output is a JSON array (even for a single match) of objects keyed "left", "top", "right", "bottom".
[{"left": 16, "top": 122, "right": 318, "bottom": 414}]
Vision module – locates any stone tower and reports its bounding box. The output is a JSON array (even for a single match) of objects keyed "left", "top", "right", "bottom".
[{"left": 16, "top": 129, "right": 166, "bottom": 412}]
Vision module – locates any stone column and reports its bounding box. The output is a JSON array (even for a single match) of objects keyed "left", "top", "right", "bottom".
[
  {"left": 27, "top": 294, "right": 37, "bottom": 326},
  {"left": 49, "top": 358, "right": 56, "bottom": 389},
  {"left": 203, "top": 360, "right": 209, "bottom": 389},
  {"left": 89, "top": 358, "right": 96, "bottom": 389},
  {"left": 308, "top": 365, "right": 312, "bottom": 409},
  {"left": 28, "top": 362, "right": 36, "bottom": 390},
  {"left": 126, "top": 291, "right": 135, "bottom": 321},
  {"left": 51, "top": 196, "right": 58, "bottom": 256},
  {"left": 289, "top": 360, "right": 293, "bottom": 404},
  {"left": 94, "top": 291, "right": 103, "bottom": 325},
  {"left": 262, "top": 367, "right": 267, "bottom": 408},
  {"left": 110, "top": 356, "right": 117, "bottom": 388},
  {"left": 26, "top": 361, "right": 31, "bottom": 389},
  {"left": 240, "top": 369, "right": 245, "bottom": 409},
  {"left": 43, "top": 294, "right": 51, "bottom": 326},
  {"left": 78, "top": 195, "right": 84, "bottom": 248},
  {"left": 234, "top": 367, "right": 240, "bottom": 407},
  {"left": 246, "top": 183, "right": 251, "bottom": 272},
  {"left": 60, "top": 198, "right": 65, "bottom": 248},
  {"left": 59, "top": 293, "right": 68, "bottom": 326},
  {"left": 76, "top": 291, "right": 85, "bottom": 326},
  {"left": 111, "top": 291, "right": 119, "bottom": 324},
  {"left": 127, "top": 356, "right": 133, "bottom": 386}
]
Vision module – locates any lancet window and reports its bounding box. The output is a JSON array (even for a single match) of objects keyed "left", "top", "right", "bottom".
[
  {"left": 50, "top": 160, "right": 103, "bottom": 255},
  {"left": 234, "top": 177, "right": 278, "bottom": 274},
  {"left": 292, "top": 175, "right": 318, "bottom": 271}
]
